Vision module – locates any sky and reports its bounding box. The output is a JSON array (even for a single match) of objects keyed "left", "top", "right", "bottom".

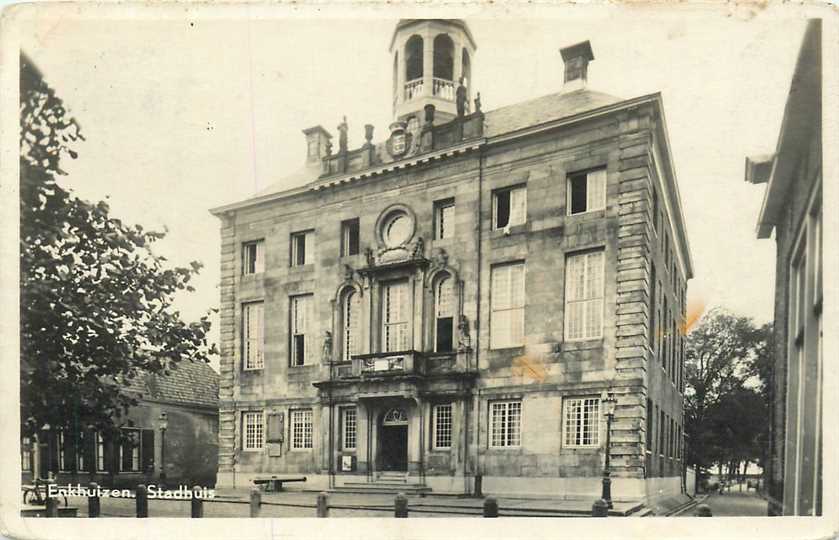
[{"left": 17, "top": 7, "right": 809, "bottom": 367}]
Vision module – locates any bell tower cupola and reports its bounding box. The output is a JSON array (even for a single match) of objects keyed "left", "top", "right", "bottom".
[{"left": 389, "top": 19, "right": 477, "bottom": 124}]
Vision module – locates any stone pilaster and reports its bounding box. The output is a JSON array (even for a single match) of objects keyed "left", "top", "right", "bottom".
[
  {"left": 217, "top": 214, "right": 237, "bottom": 473},
  {"left": 611, "top": 120, "right": 655, "bottom": 479}
]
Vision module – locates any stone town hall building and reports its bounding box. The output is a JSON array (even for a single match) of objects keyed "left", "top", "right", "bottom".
[{"left": 210, "top": 19, "right": 692, "bottom": 501}]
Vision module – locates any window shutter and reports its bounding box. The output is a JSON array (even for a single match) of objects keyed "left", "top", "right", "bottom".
[
  {"left": 141, "top": 429, "right": 155, "bottom": 473},
  {"left": 304, "top": 232, "right": 313, "bottom": 265},
  {"left": 586, "top": 169, "right": 606, "bottom": 211},
  {"left": 510, "top": 187, "right": 527, "bottom": 225},
  {"left": 255, "top": 240, "right": 265, "bottom": 273}
]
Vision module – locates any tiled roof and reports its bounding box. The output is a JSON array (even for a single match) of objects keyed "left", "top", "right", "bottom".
[
  {"left": 123, "top": 359, "right": 219, "bottom": 409},
  {"left": 483, "top": 88, "right": 622, "bottom": 138},
  {"left": 238, "top": 88, "right": 623, "bottom": 202}
]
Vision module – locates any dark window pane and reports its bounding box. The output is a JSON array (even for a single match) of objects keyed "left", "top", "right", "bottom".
[
  {"left": 294, "top": 335, "right": 305, "bottom": 366},
  {"left": 570, "top": 174, "right": 587, "bottom": 214},
  {"left": 436, "top": 317, "right": 453, "bottom": 352},
  {"left": 297, "top": 236, "right": 306, "bottom": 265},
  {"left": 495, "top": 191, "right": 510, "bottom": 229},
  {"left": 348, "top": 222, "right": 359, "bottom": 255},
  {"left": 141, "top": 430, "right": 155, "bottom": 473}
]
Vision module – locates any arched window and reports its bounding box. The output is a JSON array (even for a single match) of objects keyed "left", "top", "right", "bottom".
[
  {"left": 405, "top": 36, "right": 424, "bottom": 81},
  {"left": 461, "top": 48, "right": 471, "bottom": 89},
  {"left": 434, "top": 276, "right": 455, "bottom": 352},
  {"left": 433, "top": 34, "right": 454, "bottom": 80},
  {"left": 342, "top": 289, "right": 361, "bottom": 361}
]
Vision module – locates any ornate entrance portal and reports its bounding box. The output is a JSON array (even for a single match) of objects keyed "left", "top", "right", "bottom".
[{"left": 379, "top": 408, "right": 408, "bottom": 471}]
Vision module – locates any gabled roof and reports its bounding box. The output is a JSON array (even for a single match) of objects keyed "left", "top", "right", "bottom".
[{"left": 123, "top": 359, "right": 219, "bottom": 409}]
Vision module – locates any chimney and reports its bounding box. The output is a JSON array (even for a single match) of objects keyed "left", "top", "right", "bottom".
[
  {"left": 559, "top": 41, "right": 594, "bottom": 92},
  {"left": 302, "top": 125, "right": 332, "bottom": 165}
]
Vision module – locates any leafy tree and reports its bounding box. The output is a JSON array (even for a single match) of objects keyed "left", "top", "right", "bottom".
[
  {"left": 19, "top": 54, "right": 216, "bottom": 443},
  {"left": 684, "top": 308, "right": 770, "bottom": 485}
]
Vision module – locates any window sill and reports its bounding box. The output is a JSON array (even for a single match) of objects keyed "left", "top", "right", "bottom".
[
  {"left": 242, "top": 448, "right": 263, "bottom": 453},
  {"left": 567, "top": 208, "right": 606, "bottom": 219},
  {"left": 490, "top": 223, "right": 527, "bottom": 237},
  {"left": 487, "top": 446, "right": 521, "bottom": 450},
  {"left": 288, "top": 264, "right": 314, "bottom": 272},
  {"left": 561, "top": 339, "right": 603, "bottom": 352},
  {"left": 242, "top": 367, "right": 264, "bottom": 373},
  {"left": 561, "top": 446, "right": 601, "bottom": 452},
  {"left": 429, "top": 447, "right": 452, "bottom": 453},
  {"left": 290, "top": 448, "right": 313, "bottom": 453},
  {"left": 489, "top": 345, "right": 525, "bottom": 354}
]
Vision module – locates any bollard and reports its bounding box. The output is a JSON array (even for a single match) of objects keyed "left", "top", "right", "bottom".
[
  {"left": 317, "top": 492, "right": 329, "bottom": 517},
  {"left": 394, "top": 492, "right": 408, "bottom": 518},
  {"left": 45, "top": 496, "right": 58, "bottom": 517},
  {"left": 250, "top": 487, "right": 262, "bottom": 518},
  {"left": 88, "top": 482, "right": 100, "bottom": 518},
  {"left": 695, "top": 503, "right": 712, "bottom": 517},
  {"left": 191, "top": 486, "right": 204, "bottom": 518},
  {"left": 136, "top": 484, "right": 148, "bottom": 518},
  {"left": 592, "top": 498, "right": 609, "bottom": 517},
  {"left": 483, "top": 497, "right": 499, "bottom": 518}
]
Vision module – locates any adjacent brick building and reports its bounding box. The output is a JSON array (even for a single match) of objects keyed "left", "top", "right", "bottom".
[
  {"left": 210, "top": 19, "right": 692, "bottom": 502},
  {"left": 21, "top": 359, "right": 219, "bottom": 489},
  {"left": 744, "top": 19, "right": 822, "bottom": 516}
]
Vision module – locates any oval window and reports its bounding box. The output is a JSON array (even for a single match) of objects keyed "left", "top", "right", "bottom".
[{"left": 384, "top": 213, "right": 412, "bottom": 246}]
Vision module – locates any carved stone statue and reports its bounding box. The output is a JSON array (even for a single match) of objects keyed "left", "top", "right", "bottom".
[
  {"left": 364, "top": 246, "right": 375, "bottom": 267},
  {"left": 474, "top": 92, "right": 482, "bottom": 114},
  {"left": 456, "top": 78, "right": 467, "bottom": 118},
  {"left": 412, "top": 237, "right": 425, "bottom": 259},
  {"left": 322, "top": 331, "right": 333, "bottom": 362},
  {"left": 338, "top": 116, "right": 348, "bottom": 153},
  {"left": 435, "top": 247, "right": 449, "bottom": 268},
  {"left": 343, "top": 264, "right": 354, "bottom": 281},
  {"left": 457, "top": 314, "right": 471, "bottom": 351}
]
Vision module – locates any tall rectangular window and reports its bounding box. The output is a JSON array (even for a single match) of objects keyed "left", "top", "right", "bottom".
[
  {"left": 341, "top": 407, "right": 357, "bottom": 450},
  {"left": 290, "top": 231, "right": 312, "bottom": 267},
  {"left": 649, "top": 264, "right": 657, "bottom": 349},
  {"left": 568, "top": 168, "right": 607, "bottom": 215},
  {"left": 243, "top": 301, "right": 264, "bottom": 370},
  {"left": 490, "top": 400, "right": 521, "bottom": 448},
  {"left": 242, "top": 240, "right": 265, "bottom": 275},
  {"left": 243, "top": 411, "right": 264, "bottom": 451},
  {"left": 435, "top": 199, "right": 455, "bottom": 240},
  {"left": 433, "top": 404, "right": 453, "bottom": 449},
  {"left": 493, "top": 185, "right": 527, "bottom": 230},
  {"left": 652, "top": 188, "right": 659, "bottom": 233},
  {"left": 382, "top": 281, "right": 410, "bottom": 352},
  {"left": 96, "top": 433, "right": 106, "bottom": 471},
  {"left": 21, "top": 437, "right": 32, "bottom": 471},
  {"left": 291, "top": 409, "right": 313, "bottom": 450},
  {"left": 435, "top": 277, "right": 455, "bottom": 352},
  {"left": 342, "top": 290, "right": 360, "bottom": 362},
  {"left": 659, "top": 410, "right": 666, "bottom": 456},
  {"left": 290, "top": 295, "right": 313, "bottom": 366},
  {"left": 646, "top": 399, "right": 654, "bottom": 453},
  {"left": 490, "top": 262, "right": 525, "bottom": 349},
  {"left": 565, "top": 250, "right": 604, "bottom": 340},
  {"left": 341, "top": 219, "right": 360, "bottom": 257},
  {"left": 563, "top": 397, "right": 600, "bottom": 447},
  {"left": 120, "top": 428, "right": 141, "bottom": 472}
]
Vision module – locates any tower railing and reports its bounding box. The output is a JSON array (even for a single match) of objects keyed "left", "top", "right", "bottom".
[
  {"left": 432, "top": 78, "right": 455, "bottom": 101},
  {"left": 404, "top": 78, "right": 424, "bottom": 101}
]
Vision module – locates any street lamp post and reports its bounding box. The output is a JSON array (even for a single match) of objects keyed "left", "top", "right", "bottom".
[
  {"left": 158, "top": 412, "right": 168, "bottom": 488},
  {"left": 601, "top": 390, "right": 618, "bottom": 509}
]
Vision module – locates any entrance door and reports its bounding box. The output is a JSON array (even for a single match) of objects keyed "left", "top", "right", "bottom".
[{"left": 379, "top": 408, "right": 408, "bottom": 471}]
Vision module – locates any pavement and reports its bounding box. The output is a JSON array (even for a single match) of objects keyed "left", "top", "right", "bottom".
[
  {"left": 38, "top": 489, "right": 648, "bottom": 518},
  {"left": 701, "top": 491, "right": 768, "bottom": 517}
]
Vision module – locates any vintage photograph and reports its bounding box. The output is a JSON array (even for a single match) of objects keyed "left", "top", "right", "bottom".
[{"left": 6, "top": 3, "right": 830, "bottom": 531}]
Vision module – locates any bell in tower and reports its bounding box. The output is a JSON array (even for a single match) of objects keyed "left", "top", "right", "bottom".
[{"left": 389, "top": 19, "right": 477, "bottom": 125}]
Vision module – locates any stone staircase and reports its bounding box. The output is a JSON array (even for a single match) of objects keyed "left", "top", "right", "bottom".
[{"left": 331, "top": 471, "right": 432, "bottom": 495}]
